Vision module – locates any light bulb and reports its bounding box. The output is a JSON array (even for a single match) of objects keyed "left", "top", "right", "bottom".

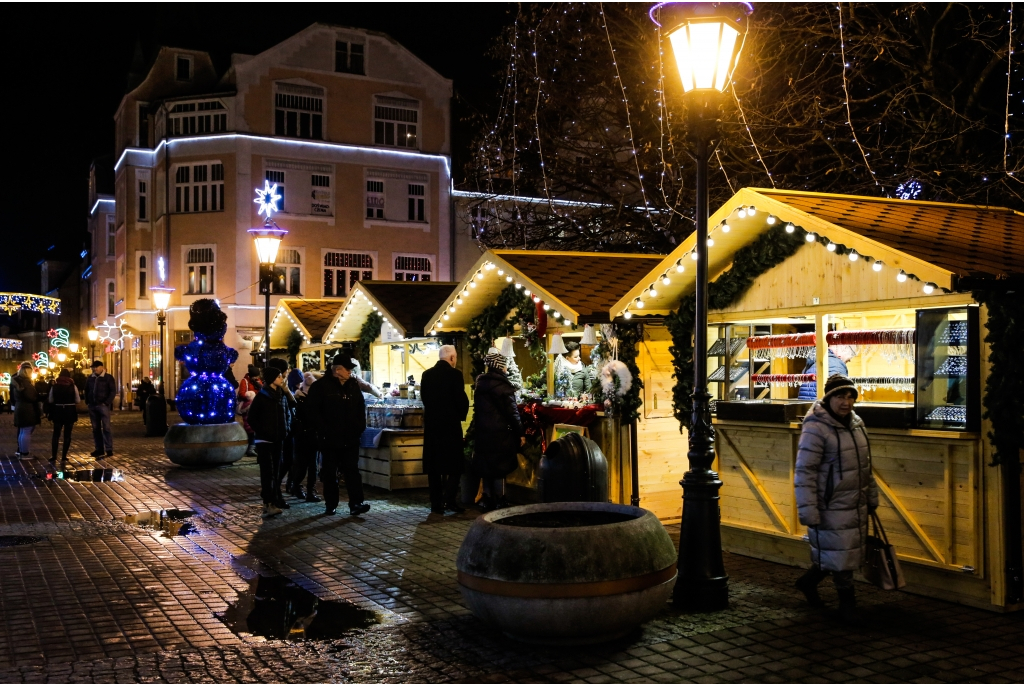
[
  {"left": 826, "top": 242, "right": 837, "bottom": 252},
  {"left": 737, "top": 207, "right": 747, "bottom": 218},
  {"left": 475, "top": 272, "right": 483, "bottom": 280},
  {"left": 721, "top": 222, "right": 731, "bottom": 233},
  {"left": 515, "top": 282, "right": 522, "bottom": 289},
  {"left": 662, "top": 275, "right": 671, "bottom": 286},
  {"left": 552, "top": 311, "right": 560, "bottom": 318},
  {"left": 648, "top": 287, "right": 658, "bottom": 298},
  {"left": 676, "top": 263, "right": 685, "bottom": 273},
  {"left": 923, "top": 282, "right": 935, "bottom": 294},
  {"left": 533, "top": 296, "right": 540, "bottom": 303},
  {"left": 767, "top": 215, "right": 776, "bottom": 225},
  {"left": 897, "top": 270, "right": 908, "bottom": 282},
  {"left": 623, "top": 310, "right": 633, "bottom": 319},
  {"left": 636, "top": 300, "right": 645, "bottom": 309},
  {"left": 524, "top": 289, "right": 531, "bottom": 296},
  {"left": 848, "top": 250, "right": 859, "bottom": 261},
  {"left": 470, "top": 282, "right": 477, "bottom": 288},
  {"left": 437, "top": 323, "right": 443, "bottom": 329},
  {"left": 785, "top": 223, "right": 795, "bottom": 233},
  {"left": 748, "top": 205, "right": 757, "bottom": 216},
  {"left": 456, "top": 298, "right": 463, "bottom": 305},
  {"left": 872, "top": 260, "right": 883, "bottom": 272},
  {"left": 462, "top": 289, "right": 469, "bottom": 297},
  {"left": 449, "top": 305, "right": 456, "bottom": 313},
  {"left": 806, "top": 232, "right": 817, "bottom": 242},
  {"left": 542, "top": 303, "right": 549, "bottom": 310},
  {"left": 691, "top": 251, "right": 699, "bottom": 261},
  {"left": 497, "top": 269, "right": 504, "bottom": 275},
  {"left": 707, "top": 238, "right": 714, "bottom": 247},
  {"left": 443, "top": 314, "right": 450, "bottom": 320},
  {"left": 506, "top": 276, "right": 513, "bottom": 282}
]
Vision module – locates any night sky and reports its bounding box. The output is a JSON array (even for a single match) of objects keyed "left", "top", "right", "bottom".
[{"left": 3, "top": 3, "right": 513, "bottom": 294}]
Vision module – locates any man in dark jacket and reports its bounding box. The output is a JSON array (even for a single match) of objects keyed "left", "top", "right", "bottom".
[
  {"left": 306, "top": 355, "right": 369, "bottom": 516},
  {"left": 472, "top": 352, "right": 523, "bottom": 510},
  {"left": 86, "top": 360, "right": 118, "bottom": 457},
  {"left": 420, "top": 345, "right": 469, "bottom": 514},
  {"left": 266, "top": 358, "right": 298, "bottom": 500},
  {"left": 246, "top": 367, "right": 287, "bottom": 518}
]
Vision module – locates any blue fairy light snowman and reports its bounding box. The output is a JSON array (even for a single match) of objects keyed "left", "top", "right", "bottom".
[{"left": 174, "top": 299, "right": 238, "bottom": 425}]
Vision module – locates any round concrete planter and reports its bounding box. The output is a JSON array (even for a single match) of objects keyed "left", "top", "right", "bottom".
[
  {"left": 456, "top": 502, "right": 677, "bottom": 645},
  {"left": 164, "top": 421, "right": 247, "bottom": 468}
]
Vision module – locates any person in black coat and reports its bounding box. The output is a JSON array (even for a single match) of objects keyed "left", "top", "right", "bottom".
[
  {"left": 306, "top": 355, "right": 369, "bottom": 516},
  {"left": 135, "top": 377, "right": 156, "bottom": 424},
  {"left": 85, "top": 360, "right": 118, "bottom": 457},
  {"left": 420, "top": 345, "right": 470, "bottom": 514},
  {"left": 47, "top": 368, "right": 80, "bottom": 466},
  {"left": 290, "top": 372, "right": 322, "bottom": 503},
  {"left": 266, "top": 358, "right": 298, "bottom": 499},
  {"left": 11, "top": 363, "right": 40, "bottom": 458},
  {"left": 246, "top": 366, "right": 287, "bottom": 518},
  {"left": 472, "top": 352, "right": 523, "bottom": 510}
]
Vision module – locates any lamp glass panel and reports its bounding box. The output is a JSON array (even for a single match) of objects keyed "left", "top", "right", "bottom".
[
  {"left": 151, "top": 290, "right": 172, "bottom": 311},
  {"left": 253, "top": 236, "right": 282, "bottom": 264},
  {"left": 669, "top": 20, "right": 739, "bottom": 93}
]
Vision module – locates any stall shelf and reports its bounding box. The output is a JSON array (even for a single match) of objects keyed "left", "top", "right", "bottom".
[{"left": 609, "top": 187, "right": 1023, "bottom": 611}]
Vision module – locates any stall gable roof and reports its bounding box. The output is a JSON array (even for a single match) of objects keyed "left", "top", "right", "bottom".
[
  {"left": 269, "top": 299, "right": 341, "bottom": 348},
  {"left": 324, "top": 281, "right": 457, "bottom": 342},
  {"left": 756, "top": 189, "right": 1024, "bottom": 278},
  {"left": 610, "top": 188, "right": 1024, "bottom": 318},
  {"left": 426, "top": 250, "right": 666, "bottom": 334}
]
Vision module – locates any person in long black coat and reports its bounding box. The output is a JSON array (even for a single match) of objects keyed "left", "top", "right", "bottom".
[
  {"left": 420, "top": 345, "right": 470, "bottom": 514},
  {"left": 471, "top": 352, "right": 523, "bottom": 510}
]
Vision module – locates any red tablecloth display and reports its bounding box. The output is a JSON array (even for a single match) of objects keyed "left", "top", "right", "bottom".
[{"left": 519, "top": 401, "right": 602, "bottom": 452}]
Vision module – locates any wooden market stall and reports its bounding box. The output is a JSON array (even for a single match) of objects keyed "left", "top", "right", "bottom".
[
  {"left": 266, "top": 298, "right": 344, "bottom": 371},
  {"left": 424, "top": 249, "right": 666, "bottom": 504},
  {"left": 320, "top": 280, "right": 457, "bottom": 491},
  {"left": 608, "top": 187, "right": 1024, "bottom": 611}
]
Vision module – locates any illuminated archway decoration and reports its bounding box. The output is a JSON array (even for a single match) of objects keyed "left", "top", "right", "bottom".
[
  {"left": 0, "top": 338, "right": 23, "bottom": 350},
  {"left": 0, "top": 293, "right": 60, "bottom": 315}
]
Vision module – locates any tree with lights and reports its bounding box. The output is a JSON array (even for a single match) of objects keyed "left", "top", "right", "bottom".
[{"left": 461, "top": 3, "right": 1021, "bottom": 252}]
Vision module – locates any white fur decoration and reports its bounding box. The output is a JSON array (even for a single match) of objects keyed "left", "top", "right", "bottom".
[{"left": 600, "top": 359, "right": 632, "bottom": 397}]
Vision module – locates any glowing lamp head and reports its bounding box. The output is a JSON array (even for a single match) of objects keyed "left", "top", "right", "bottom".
[
  {"left": 57, "top": 352, "right": 67, "bottom": 362},
  {"left": 655, "top": 2, "right": 750, "bottom": 93},
  {"left": 87, "top": 328, "right": 99, "bottom": 342},
  {"left": 150, "top": 286, "right": 174, "bottom": 312},
  {"left": 248, "top": 225, "right": 288, "bottom": 265},
  {"left": 68, "top": 343, "right": 79, "bottom": 354}
]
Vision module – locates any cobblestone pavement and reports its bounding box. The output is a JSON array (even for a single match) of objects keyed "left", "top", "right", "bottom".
[{"left": 0, "top": 410, "right": 1022, "bottom": 684}]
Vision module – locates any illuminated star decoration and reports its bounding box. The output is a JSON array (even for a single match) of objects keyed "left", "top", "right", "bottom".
[{"left": 254, "top": 180, "right": 281, "bottom": 219}]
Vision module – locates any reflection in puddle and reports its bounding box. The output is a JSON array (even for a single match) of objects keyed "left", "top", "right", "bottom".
[
  {"left": 220, "top": 575, "right": 380, "bottom": 640},
  {"left": 51, "top": 467, "right": 124, "bottom": 482},
  {"left": 123, "top": 509, "right": 197, "bottom": 536}
]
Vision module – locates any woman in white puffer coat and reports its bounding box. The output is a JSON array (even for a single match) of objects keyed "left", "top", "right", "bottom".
[{"left": 794, "top": 374, "right": 878, "bottom": 618}]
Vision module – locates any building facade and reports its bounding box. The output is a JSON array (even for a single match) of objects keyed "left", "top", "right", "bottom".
[{"left": 88, "top": 24, "right": 454, "bottom": 394}]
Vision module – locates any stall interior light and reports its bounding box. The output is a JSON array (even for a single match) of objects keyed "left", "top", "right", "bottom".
[
  {"left": 872, "top": 260, "right": 883, "bottom": 272},
  {"left": 923, "top": 282, "right": 935, "bottom": 294},
  {"left": 515, "top": 282, "right": 522, "bottom": 289},
  {"left": 806, "top": 232, "right": 817, "bottom": 242},
  {"left": 721, "top": 221, "right": 731, "bottom": 233},
  {"left": 675, "top": 261, "right": 685, "bottom": 273},
  {"left": 623, "top": 310, "right": 633, "bottom": 319},
  {"left": 785, "top": 222, "right": 795, "bottom": 233},
  {"left": 848, "top": 250, "right": 859, "bottom": 261},
  {"left": 456, "top": 297, "right": 463, "bottom": 305},
  {"left": 542, "top": 303, "right": 550, "bottom": 310},
  {"left": 648, "top": 286, "right": 659, "bottom": 298},
  {"left": 766, "top": 215, "right": 776, "bottom": 225},
  {"left": 826, "top": 241, "right": 837, "bottom": 252},
  {"left": 690, "top": 251, "right": 699, "bottom": 260},
  {"left": 662, "top": 275, "right": 671, "bottom": 286},
  {"left": 533, "top": 296, "right": 541, "bottom": 303},
  {"left": 506, "top": 276, "right": 513, "bottom": 282},
  {"left": 707, "top": 238, "right": 714, "bottom": 247},
  {"left": 462, "top": 289, "right": 469, "bottom": 297},
  {"left": 738, "top": 207, "right": 747, "bottom": 218},
  {"left": 635, "top": 298, "right": 645, "bottom": 309},
  {"left": 469, "top": 282, "right": 477, "bottom": 288},
  {"left": 897, "top": 270, "right": 908, "bottom": 282}
]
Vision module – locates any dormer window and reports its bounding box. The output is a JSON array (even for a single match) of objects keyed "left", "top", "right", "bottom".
[
  {"left": 176, "top": 55, "right": 192, "bottom": 82},
  {"left": 335, "top": 41, "right": 365, "bottom": 75},
  {"left": 274, "top": 83, "right": 324, "bottom": 140},
  {"left": 168, "top": 101, "right": 227, "bottom": 137}
]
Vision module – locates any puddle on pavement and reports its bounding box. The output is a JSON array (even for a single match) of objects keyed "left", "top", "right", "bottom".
[
  {"left": 0, "top": 536, "right": 46, "bottom": 548},
  {"left": 51, "top": 467, "right": 124, "bottom": 483},
  {"left": 219, "top": 575, "right": 380, "bottom": 641},
  {"left": 123, "top": 509, "right": 197, "bottom": 536}
]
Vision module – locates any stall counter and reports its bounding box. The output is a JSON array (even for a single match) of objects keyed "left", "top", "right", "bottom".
[{"left": 358, "top": 428, "right": 427, "bottom": 491}]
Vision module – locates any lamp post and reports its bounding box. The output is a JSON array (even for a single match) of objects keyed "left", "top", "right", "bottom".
[
  {"left": 87, "top": 327, "right": 98, "bottom": 363},
  {"left": 249, "top": 181, "right": 287, "bottom": 365},
  {"left": 653, "top": 1, "right": 750, "bottom": 612},
  {"left": 150, "top": 286, "right": 174, "bottom": 394}
]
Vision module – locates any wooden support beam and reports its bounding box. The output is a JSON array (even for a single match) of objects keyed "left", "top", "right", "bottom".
[
  {"left": 720, "top": 429, "right": 791, "bottom": 534},
  {"left": 873, "top": 469, "right": 945, "bottom": 563}
]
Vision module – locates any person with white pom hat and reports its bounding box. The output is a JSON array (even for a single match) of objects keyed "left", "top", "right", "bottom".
[{"left": 471, "top": 350, "right": 523, "bottom": 510}]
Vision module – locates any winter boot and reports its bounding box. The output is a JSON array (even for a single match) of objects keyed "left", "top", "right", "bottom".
[
  {"left": 795, "top": 566, "right": 827, "bottom": 607},
  {"left": 837, "top": 587, "right": 857, "bottom": 621}
]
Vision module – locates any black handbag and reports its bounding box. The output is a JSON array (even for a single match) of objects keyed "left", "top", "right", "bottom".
[{"left": 864, "top": 510, "right": 906, "bottom": 590}]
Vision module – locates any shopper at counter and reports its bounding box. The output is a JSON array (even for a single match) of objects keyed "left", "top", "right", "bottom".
[
  {"left": 794, "top": 374, "right": 878, "bottom": 620},
  {"left": 421, "top": 345, "right": 469, "bottom": 514},
  {"left": 797, "top": 345, "right": 857, "bottom": 399},
  {"left": 472, "top": 352, "right": 524, "bottom": 511}
]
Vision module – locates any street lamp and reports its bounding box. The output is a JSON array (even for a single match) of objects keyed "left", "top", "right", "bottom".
[
  {"left": 87, "top": 327, "right": 99, "bottom": 362},
  {"left": 249, "top": 181, "right": 288, "bottom": 364},
  {"left": 150, "top": 286, "right": 174, "bottom": 394},
  {"left": 653, "top": 0, "right": 751, "bottom": 612}
]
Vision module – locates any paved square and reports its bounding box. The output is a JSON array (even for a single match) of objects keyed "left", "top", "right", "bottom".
[{"left": 1, "top": 411, "right": 1021, "bottom": 683}]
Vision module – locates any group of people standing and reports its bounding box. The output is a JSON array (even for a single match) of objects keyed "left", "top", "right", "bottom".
[{"left": 9, "top": 359, "right": 121, "bottom": 465}]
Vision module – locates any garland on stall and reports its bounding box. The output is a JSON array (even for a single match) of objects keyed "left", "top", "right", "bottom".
[
  {"left": 972, "top": 288, "right": 1024, "bottom": 466},
  {"left": 286, "top": 330, "right": 303, "bottom": 369},
  {"left": 354, "top": 316, "right": 383, "bottom": 370},
  {"left": 466, "top": 284, "right": 545, "bottom": 376},
  {"left": 666, "top": 224, "right": 808, "bottom": 430},
  {"left": 614, "top": 322, "right": 645, "bottom": 423}
]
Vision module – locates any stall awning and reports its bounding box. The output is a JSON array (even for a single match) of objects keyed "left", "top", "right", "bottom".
[
  {"left": 268, "top": 299, "right": 342, "bottom": 348},
  {"left": 323, "top": 281, "right": 458, "bottom": 342},
  {"left": 425, "top": 250, "right": 667, "bottom": 334},
  {"left": 610, "top": 188, "right": 1024, "bottom": 318}
]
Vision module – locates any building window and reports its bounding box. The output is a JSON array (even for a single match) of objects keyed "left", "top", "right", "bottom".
[
  {"left": 394, "top": 255, "right": 432, "bottom": 281},
  {"left": 323, "top": 252, "right": 373, "bottom": 297},
  {"left": 106, "top": 216, "right": 116, "bottom": 256},
  {"left": 272, "top": 249, "right": 302, "bottom": 295},
  {"left": 335, "top": 41, "right": 365, "bottom": 74},
  {"left": 374, "top": 96, "right": 418, "bottom": 148},
  {"left": 407, "top": 184, "right": 425, "bottom": 222},
  {"left": 138, "top": 180, "right": 148, "bottom": 220},
  {"left": 176, "top": 56, "right": 192, "bottom": 82},
  {"left": 265, "top": 170, "right": 285, "bottom": 212},
  {"left": 311, "top": 174, "right": 331, "bottom": 215},
  {"left": 274, "top": 84, "right": 323, "bottom": 140},
  {"left": 107, "top": 280, "right": 115, "bottom": 316},
  {"left": 138, "top": 254, "right": 148, "bottom": 298},
  {"left": 366, "top": 180, "right": 385, "bottom": 219},
  {"left": 174, "top": 163, "right": 225, "bottom": 213},
  {"left": 168, "top": 101, "right": 227, "bottom": 137},
  {"left": 138, "top": 104, "right": 150, "bottom": 148},
  {"left": 186, "top": 247, "right": 215, "bottom": 295}
]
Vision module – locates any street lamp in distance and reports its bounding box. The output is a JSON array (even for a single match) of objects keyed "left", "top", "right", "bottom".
[
  {"left": 87, "top": 327, "right": 99, "bottom": 363},
  {"left": 150, "top": 286, "right": 174, "bottom": 394},
  {"left": 652, "top": 0, "right": 751, "bottom": 613},
  {"left": 248, "top": 221, "right": 287, "bottom": 365}
]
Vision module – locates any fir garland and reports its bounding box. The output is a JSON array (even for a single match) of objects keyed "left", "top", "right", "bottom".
[
  {"left": 466, "top": 284, "right": 545, "bottom": 377},
  {"left": 972, "top": 288, "right": 1024, "bottom": 466},
  {"left": 354, "top": 315, "right": 383, "bottom": 370},
  {"left": 615, "top": 322, "right": 644, "bottom": 424},
  {"left": 286, "top": 330, "right": 303, "bottom": 369},
  {"left": 666, "top": 225, "right": 808, "bottom": 429}
]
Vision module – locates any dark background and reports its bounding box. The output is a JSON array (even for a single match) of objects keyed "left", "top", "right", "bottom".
[{"left": 2, "top": 3, "right": 512, "bottom": 293}]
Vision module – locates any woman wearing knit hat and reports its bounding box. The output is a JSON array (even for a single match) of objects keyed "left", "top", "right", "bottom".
[
  {"left": 471, "top": 351, "right": 523, "bottom": 510},
  {"left": 794, "top": 373, "right": 879, "bottom": 620}
]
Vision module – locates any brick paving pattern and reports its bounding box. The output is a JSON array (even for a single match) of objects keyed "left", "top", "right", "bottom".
[{"left": 0, "top": 410, "right": 1021, "bottom": 683}]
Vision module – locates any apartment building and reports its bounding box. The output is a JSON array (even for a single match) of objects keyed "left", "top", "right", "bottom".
[{"left": 89, "top": 23, "right": 454, "bottom": 392}]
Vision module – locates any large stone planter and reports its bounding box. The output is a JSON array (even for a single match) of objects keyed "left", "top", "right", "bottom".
[
  {"left": 456, "top": 502, "right": 677, "bottom": 645},
  {"left": 165, "top": 422, "right": 247, "bottom": 468}
]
